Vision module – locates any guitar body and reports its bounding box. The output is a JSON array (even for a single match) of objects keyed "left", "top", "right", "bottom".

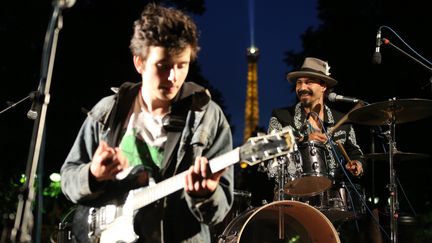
[
  {"left": 99, "top": 215, "right": 136, "bottom": 243},
  {"left": 70, "top": 192, "right": 139, "bottom": 243},
  {"left": 68, "top": 169, "right": 148, "bottom": 243},
  {"left": 71, "top": 209, "right": 136, "bottom": 243}
]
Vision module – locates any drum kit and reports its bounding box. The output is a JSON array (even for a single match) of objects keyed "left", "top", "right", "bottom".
[
  {"left": 55, "top": 99, "right": 432, "bottom": 243},
  {"left": 217, "top": 98, "right": 432, "bottom": 243}
]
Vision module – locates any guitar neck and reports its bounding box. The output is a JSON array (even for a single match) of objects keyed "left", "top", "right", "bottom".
[
  {"left": 132, "top": 148, "right": 240, "bottom": 211},
  {"left": 132, "top": 170, "right": 187, "bottom": 210}
]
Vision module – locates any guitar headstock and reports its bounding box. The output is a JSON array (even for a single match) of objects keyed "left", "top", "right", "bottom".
[{"left": 240, "top": 127, "right": 295, "bottom": 166}]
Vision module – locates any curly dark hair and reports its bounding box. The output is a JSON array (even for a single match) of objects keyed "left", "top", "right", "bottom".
[{"left": 130, "top": 3, "right": 200, "bottom": 61}]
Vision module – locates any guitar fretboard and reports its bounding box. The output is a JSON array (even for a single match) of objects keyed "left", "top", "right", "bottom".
[
  {"left": 132, "top": 170, "right": 187, "bottom": 210},
  {"left": 130, "top": 148, "right": 241, "bottom": 210}
]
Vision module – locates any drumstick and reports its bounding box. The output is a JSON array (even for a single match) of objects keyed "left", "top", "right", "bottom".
[
  {"left": 336, "top": 142, "right": 352, "bottom": 164},
  {"left": 337, "top": 142, "right": 364, "bottom": 178},
  {"left": 328, "top": 101, "right": 365, "bottom": 137}
]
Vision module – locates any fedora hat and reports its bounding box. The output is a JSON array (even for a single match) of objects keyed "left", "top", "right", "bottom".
[{"left": 286, "top": 57, "right": 338, "bottom": 87}]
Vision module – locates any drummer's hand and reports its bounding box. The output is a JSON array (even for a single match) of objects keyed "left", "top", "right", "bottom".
[
  {"left": 308, "top": 132, "right": 328, "bottom": 143},
  {"left": 345, "top": 160, "right": 363, "bottom": 177}
]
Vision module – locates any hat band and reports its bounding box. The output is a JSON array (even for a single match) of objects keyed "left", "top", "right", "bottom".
[{"left": 299, "top": 67, "right": 328, "bottom": 76}]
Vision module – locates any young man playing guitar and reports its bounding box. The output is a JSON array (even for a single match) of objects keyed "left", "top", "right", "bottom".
[{"left": 60, "top": 4, "right": 234, "bottom": 243}]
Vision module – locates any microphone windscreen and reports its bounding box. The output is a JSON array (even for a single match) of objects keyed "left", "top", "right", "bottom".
[
  {"left": 327, "top": 92, "right": 337, "bottom": 102},
  {"left": 372, "top": 52, "right": 382, "bottom": 64}
]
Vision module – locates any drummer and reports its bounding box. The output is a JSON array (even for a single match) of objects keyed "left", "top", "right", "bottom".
[{"left": 267, "top": 57, "right": 364, "bottom": 185}]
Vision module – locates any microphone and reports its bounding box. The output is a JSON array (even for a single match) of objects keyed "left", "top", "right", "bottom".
[
  {"left": 372, "top": 28, "right": 382, "bottom": 64},
  {"left": 55, "top": 0, "right": 76, "bottom": 9},
  {"left": 27, "top": 91, "right": 42, "bottom": 120},
  {"left": 327, "top": 92, "right": 360, "bottom": 103}
]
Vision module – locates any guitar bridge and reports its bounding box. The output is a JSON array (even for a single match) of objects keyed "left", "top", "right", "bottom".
[
  {"left": 87, "top": 207, "right": 97, "bottom": 237},
  {"left": 87, "top": 204, "right": 119, "bottom": 238}
]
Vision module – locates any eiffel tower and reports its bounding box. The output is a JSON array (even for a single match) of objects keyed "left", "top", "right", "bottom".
[{"left": 243, "top": 46, "right": 260, "bottom": 143}]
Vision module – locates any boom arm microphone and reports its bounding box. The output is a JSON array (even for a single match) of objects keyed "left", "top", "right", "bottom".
[
  {"left": 372, "top": 28, "right": 382, "bottom": 64},
  {"left": 327, "top": 92, "right": 360, "bottom": 103}
]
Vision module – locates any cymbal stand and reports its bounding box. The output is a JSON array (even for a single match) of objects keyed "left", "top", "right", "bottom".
[
  {"left": 276, "top": 156, "right": 287, "bottom": 239},
  {"left": 276, "top": 156, "right": 287, "bottom": 201},
  {"left": 385, "top": 112, "right": 399, "bottom": 243}
]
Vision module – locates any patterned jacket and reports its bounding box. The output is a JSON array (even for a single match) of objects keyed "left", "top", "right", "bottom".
[{"left": 268, "top": 102, "right": 364, "bottom": 179}]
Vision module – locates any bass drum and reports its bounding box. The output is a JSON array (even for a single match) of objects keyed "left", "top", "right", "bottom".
[{"left": 218, "top": 200, "right": 340, "bottom": 243}]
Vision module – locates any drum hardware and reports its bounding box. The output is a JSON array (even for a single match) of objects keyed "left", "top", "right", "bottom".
[
  {"left": 213, "top": 190, "right": 252, "bottom": 242},
  {"left": 348, "top": 98, "right": 432, "bottom": 243},
  {"left": 233, "top": 190, "right": 252, "bottom": 199},
  {"left": 263, "top": 147, "right": 335, "bottom": 240},
  {"left": 232, "top": 190, "right": 253, "bottom": 218},
  {"left": 362, "top": 151, "right": 430, "bottom": 162},
  {"left": 275, "top": 156, "right": 287, "bottom": 201},
  {"left": 269, "top": 155, "right": 288, "bottom": 239},
  {"left": 56, "top": 206, "right": 77, "bottom": 243},
  {"left": 277, "top": 204, "right": 284, "bottom": 240},
  {"left": 298, "top": 182, "right": 366, "bottom": 223},
  {"left": 321, "top": 112, "right": 371, "bottom": 225},
  {"left": 57, "top": 221, "right": 73, "bottom": 243}
]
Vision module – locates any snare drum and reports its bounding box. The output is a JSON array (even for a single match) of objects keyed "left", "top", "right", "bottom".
[
  {"left": 284, "top": 141, "right": 332, "bottom": 196},
  {"left": 218, "top": 200, "right": 340, "bottom": 243}
]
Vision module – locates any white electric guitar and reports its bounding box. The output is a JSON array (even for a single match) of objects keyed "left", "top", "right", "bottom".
[{"left": 73, "top": 128, "right": 295, "bottom": 243}]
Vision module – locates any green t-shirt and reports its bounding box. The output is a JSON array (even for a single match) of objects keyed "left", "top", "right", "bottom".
[{"left": 119, "top": 95, "right": 167, "bottom": 171}]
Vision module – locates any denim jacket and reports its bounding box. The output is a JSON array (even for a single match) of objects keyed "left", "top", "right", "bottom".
[{"left": 61, "top": 81, "right": 234, "bottom": 243}]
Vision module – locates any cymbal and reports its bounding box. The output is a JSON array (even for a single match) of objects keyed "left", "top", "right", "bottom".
[
  {"left": 348, "top": 98, "right": 432, "bottom": 125},
  {"left": 362, "top": 151, "right": 430, "bottom": 162}
]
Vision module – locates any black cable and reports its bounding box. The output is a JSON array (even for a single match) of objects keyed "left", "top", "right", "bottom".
[{"left": 309, "top": 111, "right": 391, "bottom": 240}]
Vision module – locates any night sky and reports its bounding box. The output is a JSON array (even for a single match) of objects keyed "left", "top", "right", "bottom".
[{"left": 194, "top": 0, "right": 318, "bottom": 146}]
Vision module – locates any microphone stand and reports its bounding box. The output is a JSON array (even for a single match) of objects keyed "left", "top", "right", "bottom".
[
  {"left": 0, "top": 95, "right": 31, "bottom": 115},
  {"left": 10, "top": 1, "right": 72, "bottom": 242},
  {"left": 380, "top": 35, "right": 432, "bottom": 243}
]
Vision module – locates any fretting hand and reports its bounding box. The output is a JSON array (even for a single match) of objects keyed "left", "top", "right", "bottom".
[{"left": 185, "top": 156, "right": 225, "bottom": 198}]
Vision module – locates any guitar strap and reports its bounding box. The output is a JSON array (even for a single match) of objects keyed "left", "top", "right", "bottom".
[
  {"left": 106, "top": 82, "right": 141, "bottom": 147},
  {"left": 159, "top": 131, "right": 182, "bottom": 177},
  {"left": 160, "top": 95, "right": 192, "bottom": 177},
  {"left": 159, "top": 85, "right": 210, "bottom": 177}
]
